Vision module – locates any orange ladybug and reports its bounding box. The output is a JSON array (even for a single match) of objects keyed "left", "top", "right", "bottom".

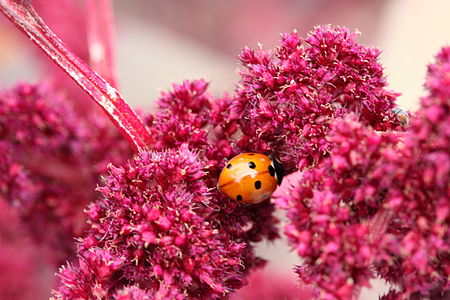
[{"left": 217, "top": 153, "right": 284, "bottom": 204}]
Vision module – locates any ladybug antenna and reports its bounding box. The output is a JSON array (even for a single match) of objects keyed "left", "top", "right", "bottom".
[{"left": 269, "top": 155, "right": 285, "bottom": 185}]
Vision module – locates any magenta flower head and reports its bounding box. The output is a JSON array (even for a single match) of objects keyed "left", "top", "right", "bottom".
[
  {"left": 54, "top": 145, "right": 249, "bottom": 299},
  {"left": 234, "top": 25, "right": 401, "bottom": 172},
  {"left": 375, "top": 46, "right": 450, "bottom": 297},
  {"left": 146, "top": 78, "right": 279, "bottom": 253},
  {"left": 0, "top": 82, "right": 91, "bottom": 262},
  {"left": 279, "top": 46, "right": 450, "bottom": 299},
  {"left": 278, "top": 116, "right": 401, "bottom": 299},
  {"left": 425, "top": 46, "right": 450, "bottom": 100},
  {"left": 0, "top": 82, "right": 131, "bottom": 264}
]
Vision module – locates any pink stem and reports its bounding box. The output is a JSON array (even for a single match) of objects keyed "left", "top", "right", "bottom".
[
  {"left": 0, "top": 0, "right": 152, "bottom": 152},
  {"left": 368, "top": 208, "right": 393, "bottom": 244},
  {"left": 86, "top": 0, "right": 117, "bottom": 87},
  {"left": 351, "top": 209, "right": 393, "bottom": 300}
]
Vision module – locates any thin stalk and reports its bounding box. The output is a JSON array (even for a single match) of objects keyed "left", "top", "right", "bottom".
[
  {"left": 352, "top": 208, "right": 393, "bottom": 300},
  {"left": 368, "top": 208, "right": 393, "bottom": 244},
  {"left": 86, "top": 0, "right": 117, "bottom": 87},
  {"left": 0, "top": 0, "right": 152, "bottom": 152}
]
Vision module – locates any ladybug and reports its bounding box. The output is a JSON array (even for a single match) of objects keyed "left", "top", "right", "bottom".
[{"left": 217, "top": 153, "right": 284, "bottom": 204}]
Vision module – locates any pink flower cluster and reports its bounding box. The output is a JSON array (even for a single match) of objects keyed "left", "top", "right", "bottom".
[
  {"left": 279, "top": 117, "right": 401, "bottom": 299},
  {"left": 146, "top": 80, "right": 279, "bottom": 243},
  {"left": 0, "top": 1, "right": 449, "bottom": 299},
  {"left": 52, "top": 26, "right": 405, "bottom": 298},
  {"left": 234, "top": 25, "right": 401, "bottom": 172},
  {"left": 0, "top": 82, "right": 130, "bottom": 264},
  {"left": 279, "top": 47, "right": 450, "bottom": 299},
  {"left": 55, "top": 146, "right": 248, "bottom": 299},
  {"left": 53, "top": 79, "right": 280, "bottom": 298},
  {"left": 381, "top": 46, "right": 450, "bottom": 297}
]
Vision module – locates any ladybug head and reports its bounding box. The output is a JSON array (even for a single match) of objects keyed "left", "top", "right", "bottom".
[{"left": 269, "top": 155, "right": 284, "bottom": 185}]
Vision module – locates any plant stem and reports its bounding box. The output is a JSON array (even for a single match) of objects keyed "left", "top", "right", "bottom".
[
  {"left": 86, "top": 0, "right": 117, "bottom": 87},
  {"left": 0, "top": 0, "right": 152, "bottom": 152},
  {"left": 368, "top": 208, "right": 393, "bottom": 244}
]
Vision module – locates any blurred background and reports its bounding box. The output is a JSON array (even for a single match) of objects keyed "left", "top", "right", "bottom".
[
  {"left": 2, "top": 0, "right": 449, "bottom": 111},
  {"left": 0, "top": 0, "right": 449, "bottom": 298}
]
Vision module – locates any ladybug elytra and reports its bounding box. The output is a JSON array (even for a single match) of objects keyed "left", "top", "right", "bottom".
[{"left": 217, "top": 153, "right": 284, "bottom": 204}]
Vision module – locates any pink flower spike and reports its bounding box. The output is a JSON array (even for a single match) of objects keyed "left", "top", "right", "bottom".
[
  {"left": 86, "top": 0, "right": 118, "bottom": 87},
  {"left": 0, "top": 0, "right": 152, "bottom": 152}
]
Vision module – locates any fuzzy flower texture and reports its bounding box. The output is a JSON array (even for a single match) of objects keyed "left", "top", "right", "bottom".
[
  {"left": 0, "top": 4, "right": 448, "bottom": 300},
  {"left": 52, "top": 25, "right": 408, "bottom": 299}
]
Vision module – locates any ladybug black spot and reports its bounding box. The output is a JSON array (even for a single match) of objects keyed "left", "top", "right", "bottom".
[
  {"left": 254, "top": 180, "right": 262, "bottom": 189},
  {"left": 268, "top": 165, "right": 275, "bottom": 177},
  {"left": 248, "top": 162, "right": 256, "bottom": 169},
  {"left": 227, "top": 164, "right": 232, "bottom": 169},
  {"left": 236, "top": 195, "right": 243, "bottom": 201},
  {"left": 248, "top": 153, "right": 255, "bottom": 156}
]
